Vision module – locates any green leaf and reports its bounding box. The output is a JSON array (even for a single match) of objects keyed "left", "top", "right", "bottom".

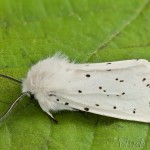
[{"left": 0, "top": 0, "right": 150, "bottom": 149}]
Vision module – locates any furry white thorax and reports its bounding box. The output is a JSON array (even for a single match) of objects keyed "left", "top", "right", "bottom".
[{"left": 22, "top": 54, "right": 74, "bottom": 114}]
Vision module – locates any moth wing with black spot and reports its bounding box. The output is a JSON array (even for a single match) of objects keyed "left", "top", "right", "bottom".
[{"left": 54, "top": 59, "right": 150, "bottom": 123}]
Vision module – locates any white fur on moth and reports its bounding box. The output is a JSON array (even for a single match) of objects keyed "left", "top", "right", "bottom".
[{"left": 20, "top": 53, "right": 150, "bottom": 123}]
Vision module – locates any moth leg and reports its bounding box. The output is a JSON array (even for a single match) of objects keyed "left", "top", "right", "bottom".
[
  {"left": 47, "top": 111, "right": 58, "bottom": 124},
  {"left": 73, "top": 108, "right": 88, "bottom": 119},
  {"left": 79, "top": 111, "right": 88, "bottom": 119}
]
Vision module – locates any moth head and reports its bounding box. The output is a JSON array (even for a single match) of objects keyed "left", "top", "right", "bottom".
[
  {"left": 22, "top": 78, "right": 35, "bottom": 98},
  {"left": 22, "top": 63, "right": 43, "bottom": 98}
]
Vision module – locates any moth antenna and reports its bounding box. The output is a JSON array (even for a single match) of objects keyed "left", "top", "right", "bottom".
[
  {"left": 0, "top": 74, "right": 22, "bottom": 83},
  {"left": 0, "top": 92, "right": 28, "bottom": 122}
]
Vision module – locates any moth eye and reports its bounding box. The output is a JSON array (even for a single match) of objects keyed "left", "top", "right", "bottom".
[{"left": 30, "top": 94, "right": 35, "bottom": 99}]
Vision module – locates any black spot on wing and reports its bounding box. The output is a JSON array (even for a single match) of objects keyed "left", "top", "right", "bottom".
[
  {"left": 95, "top": 104, "right": 99, "bottom": 106},
  {"left": 78, "top": 90, "right": 82, "bottom": 93},
  {"left": 122, "top": 92, "right": 125, "bottom": 95},
  {"left": 65, "top": 102, "right": 69, "bottom": 105},
  {"left": 107, "top": 69, "right": 111, "bottom": 71},
  {"left": 133, "top": 109, "right": 136, "bottom": 114},
  {"left": 146, "top": 84, "right": 150, "bottom": 88},
  {"left": 115, "top": 78, "right": 124, "bottom": 82},
  {"left": 99, "top": 86, "right": 102, "bottom": 90},
  {"left": 142, "top": 78, "right": 146, "bottom": 82},
  {"left": 86, "top": 74, "right": 90, "bottom": 77},
  {"left": 84, "top": 107, "right": 89, "bottom": 111},
  {"left": 113, "top": 106, "right": 117, "bottom": 109},
  {"left": 49, "top": 94, "right": 56, "bottom": 96}
]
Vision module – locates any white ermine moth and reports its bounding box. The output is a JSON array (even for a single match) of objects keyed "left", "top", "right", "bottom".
[{"left": 1, "top": 54, "right": 150, "bottom": 123}]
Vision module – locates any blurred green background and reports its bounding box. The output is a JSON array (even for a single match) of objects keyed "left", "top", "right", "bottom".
[{"left": 0, "top": 0, "right": 150, "bottom": 149}]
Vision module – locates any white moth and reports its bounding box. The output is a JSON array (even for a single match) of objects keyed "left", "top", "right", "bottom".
[{"left": 1, "top": 54, "right": 150, "bottom": 123}]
